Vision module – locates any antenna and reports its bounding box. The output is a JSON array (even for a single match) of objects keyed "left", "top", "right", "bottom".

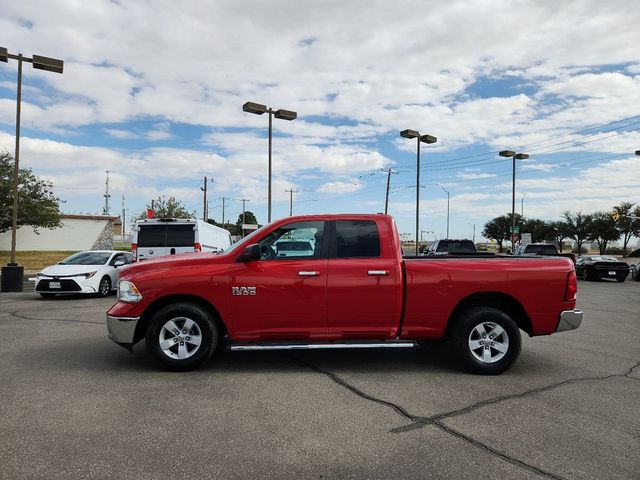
[{"left": 103, "top": 171, "right": 111, "bottom": 214}]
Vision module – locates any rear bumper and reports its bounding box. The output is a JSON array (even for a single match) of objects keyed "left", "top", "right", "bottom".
[
  {"left": 556, "top": 309, "right": 583, "bottom": 332},
  {"left": 106, "top": 315, "right": 140, "bottom": 350}
]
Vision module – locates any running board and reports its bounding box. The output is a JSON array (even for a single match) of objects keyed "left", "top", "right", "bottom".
[{"left": 228, "top": 341, "right": 417, "bottom": 351}]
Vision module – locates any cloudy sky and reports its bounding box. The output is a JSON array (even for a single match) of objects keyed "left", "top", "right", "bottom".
[{"left": 1, "top": 0, "right": 639, "bottom": 241}]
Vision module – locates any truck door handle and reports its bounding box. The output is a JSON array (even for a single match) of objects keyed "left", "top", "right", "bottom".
[
  {"left": 368, "top": 270, "right": 389, "bottom": 276},
  {"left": 298, "top": 271, "right": 320, "bottom": 277}
]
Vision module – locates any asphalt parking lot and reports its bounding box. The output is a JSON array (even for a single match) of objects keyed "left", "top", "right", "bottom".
[{"left": 0, "top": 280, "right": 638, "bottom": 480}]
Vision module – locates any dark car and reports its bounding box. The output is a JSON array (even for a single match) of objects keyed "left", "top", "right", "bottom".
[
  {"left": 630, "top": 264, "right": 640, "bottom": 281},
  {"left": 575, "top": 255, "right": 630, "bottom": 282},
  {"left": 629, "top": 249, "right": 640, "bottom": 258},
  {"left": 426, "top": 239, "right": 477, "bottom": 255}
]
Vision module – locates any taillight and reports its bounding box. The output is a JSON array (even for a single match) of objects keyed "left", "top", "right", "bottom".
[
  {"left": 194, "top": 243, "right": 202, "bottom": 252},
  {"left": 131, "top": 243, "right": 138, "bottom": 262},
  {"left": 565, "top": 271, "right": 577, "bottom": 301}
]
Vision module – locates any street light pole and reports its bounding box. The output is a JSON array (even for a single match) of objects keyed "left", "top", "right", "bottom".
[
  {"left": 437, "top": 184, "right": 450, "bottom": 238},
  {"left": 285, "top": 188, "right": 298, "bottom": 216},
  {"left": 242, "top": 101, "right": 297, "bottom": 223},
  {"left": 499, "top": 150, "right": 529, "bottom": 251},
  {"left": 401, "top": 129, "right": 437, "bottom": 256},
  {"left": 0, "top": 47, "right": 63, "bottom": 292}
]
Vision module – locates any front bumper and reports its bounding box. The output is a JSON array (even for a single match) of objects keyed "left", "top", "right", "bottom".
[
  {"left": 106, "top": 314, "right": 140, "bottom": 351},
  {"left": 35, "top": 277, "right": 97, "bottom": 294},
  {"left": 556, "top": 309, "right": 583, "bottom": 332}
]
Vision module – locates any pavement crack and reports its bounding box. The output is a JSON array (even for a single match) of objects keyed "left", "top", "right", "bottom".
[
  {"left": 9, "top": 309, "right": 102, "bottom": 325},
  {"left": 299, "top": 357, "right": 638, "bottom": 480},
  {"left": 432, "top": 421, "right": 565, "bottom": 480}
]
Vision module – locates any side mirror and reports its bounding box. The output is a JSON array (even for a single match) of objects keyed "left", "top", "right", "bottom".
[
  {"left": 114, "top": 260, "right": 125, "bottom": 267},
  {"left": 237, "top": 243, "right": 261, "bottom": 262}
]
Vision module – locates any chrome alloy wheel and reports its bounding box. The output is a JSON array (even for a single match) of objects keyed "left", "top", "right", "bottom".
[
  {"left": 468, "top": 322, "right": 509, "bottom": 364},
  {"left": 159, "top": 316, "right": 203, "bottom": 360}
]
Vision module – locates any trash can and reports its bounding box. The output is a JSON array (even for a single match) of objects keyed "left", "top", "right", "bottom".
[{"left": 1, "top": 264, "right": 24, "bottom": 292}]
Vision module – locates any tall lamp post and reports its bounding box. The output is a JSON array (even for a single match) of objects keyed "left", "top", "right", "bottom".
[
  {"left": 0, "top": 47, "right": 63, "bottom": 292},
  {"left": 242, "top": 101, "right": 297, "bottom": 223},
  {"left": 437, "top": 183, "right": 450, "bottom": 238},
  {"left": 400, "top": 129, "right": 437, "bottom": 256},
  {"left": 499, "top": 150, "right": 529, "bottom": 251}
]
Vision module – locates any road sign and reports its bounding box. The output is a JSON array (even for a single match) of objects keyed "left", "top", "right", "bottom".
[
  {"left": 521, "top": 233, "right": 532, "bottom": 246},
  {"left": 510, "top": 226, "right": 520, "bottom": 233},
  {"left": 242, "top": 224, "right": 259, "bottom": 230}
]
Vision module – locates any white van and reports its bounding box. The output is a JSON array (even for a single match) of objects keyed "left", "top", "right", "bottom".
[{"left": 132, "top": 218, "right": 232, "bottom": 261}]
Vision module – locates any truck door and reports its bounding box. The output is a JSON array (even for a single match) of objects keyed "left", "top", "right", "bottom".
[
  {"left": 229, "top": 220, "right": 329, "bottom": 341},
  {"left": 326, "top": 219, "right": 403, "bottom": 339}
]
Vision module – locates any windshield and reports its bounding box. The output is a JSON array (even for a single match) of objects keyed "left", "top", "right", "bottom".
[
  {"left": 525, "top": 244, "right": 557, "bottom": 254},
  {"left": 59, "top": 251, "right": 112, "bottom": 265},
  {"left": 435, "top": 240, "right": 476, "bottom": 253},
  {"left": 590, "top": 256, "right": 617, "bottom": 262}
]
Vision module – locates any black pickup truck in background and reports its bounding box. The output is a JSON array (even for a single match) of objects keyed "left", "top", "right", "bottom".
[{"left": 513, "top": 243, "right": 576, "bottom": 264}]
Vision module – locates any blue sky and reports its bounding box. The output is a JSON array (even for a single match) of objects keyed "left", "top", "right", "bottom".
[{"left": 1, "top": 0, "right": 639, "bottom": 243}]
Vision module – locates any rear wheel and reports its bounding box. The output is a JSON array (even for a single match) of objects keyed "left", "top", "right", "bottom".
[
  {"left": 451, "top": 307, "right": 521, "bottom": 375},
  {"left": 581, "top": 269, "right": 589, "bottom": 281},
  {"left": 145, "top": 302, "right": 218, "bottom": 371}
]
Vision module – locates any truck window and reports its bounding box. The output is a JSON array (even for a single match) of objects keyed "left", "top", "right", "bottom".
[
  {"left": 435, "top": 240, "right": 476, "bottom": 253},
  {"left": 137, "top": 225, "right": 166, "bottom": 247},
  {"left": 525, "top": 244, "right": 557, "bottom": 254},
  {"left": 258, "top": 221, "right": 325, "bottom": 260},
  {"left": 165, "top": 224, "right": 195, "bottom": 247},
  {"left": 335, "top": 220, "right": 381, "bottom": 258}
]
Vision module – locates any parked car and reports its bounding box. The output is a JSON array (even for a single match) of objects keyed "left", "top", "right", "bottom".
[
  {"left": 575, "top": 255, "right": 630, "bottom": 282},
  {"left": 424, "top": 239, "right": 477, "bottom": 255},
  {"left": 35, "top": 250, "right": 133, "bottom": 298},
  {"left": 628, "top": 249, "right": 640, "bottom": 258},
  {"left": 630, "top": 264, "right": 640, "bottom": 281},
  {"left": 513, "top": 243, "right": 576, "bottom": 264},
  {"left": 274, "top": 240, "right": 314, "bottom": 257},
  {"left": 107, "top": 214, "right": 581, "bottom": 374},
  {"left": 132, "top": 218, "right": 232, "bottom": 261}
]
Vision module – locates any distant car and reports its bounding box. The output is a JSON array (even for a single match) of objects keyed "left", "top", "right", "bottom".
[
  {"left": 35, "top": 250, "right": 133, "bottom": 298},
  {"left": 274, "top": 240, "right": 314, "bottom": 257},
  {"left": 426, "top": 239, "right": 477, "bottom": 255},
  {"left": 630, "top": 264, "right": 640, "bottom": 281},
  {"left": 575, "top": 255, "right": 630, "bottom": 282},
  {"left": 629, "top": 249, "right": 640, "bottom": 258},
  {"left": 513, "top": 243, "right": 576, "bottom": 264}
]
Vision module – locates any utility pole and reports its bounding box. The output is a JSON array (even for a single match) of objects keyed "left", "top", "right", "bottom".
[
  {"left": 219, "top": 197, "right": 228, "bottom": 226},
  {"left": 201, "top": 176, "right": 208, "bottom": 221},
  {"left": 103, "top": 171, "right": 111, "bottom": 215},
  {"left": 121, "top": 193, "right": 126, "bottom": 235},
  {"left": 381, "top": 168, "right": 399, "bottom": 214},
  {"left": 240, "top": 198, "right": 250, "bottom": 237},
  {"left": 285, "top": 189, "right": 298, "bottom": 216}
]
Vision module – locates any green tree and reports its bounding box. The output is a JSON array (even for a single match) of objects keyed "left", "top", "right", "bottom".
[
  {"left": 482, "top": 213, "right": 521, "bottom": 253},
  {"left": 207, "top": 218, "right": 240, "bottom": 236},
  {"left": 135, "top": 196, "right": 194, "bottom": 221},
  {"left": 548, "top": 221, "right": 571, "bottom": 252},
  {"left": 562, "top": 211, "right": 593, "bottom": 253},
  {"left": 0, "top": 151, "right": 61, "bottom": 233},
  {"left": 589, "top": 211, "right": 620, "bottom": 255},
  {"left": 522, "top": 218, "right": 554, "bottom": 243},
  {"left": 613, "top": 202, "right": 638, "bottom": 257}
]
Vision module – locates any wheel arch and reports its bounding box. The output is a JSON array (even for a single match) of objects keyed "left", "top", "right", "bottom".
[
  {"left": 133, "top": 294, "right": 228, "bottom": 345},
  {"left": 445, "top": 291, "right": 533, "bottom": 337}
]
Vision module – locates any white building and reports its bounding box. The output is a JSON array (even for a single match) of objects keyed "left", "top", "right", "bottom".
[{"left": 0, "top": 214, "right": 119, "bottom": 251}]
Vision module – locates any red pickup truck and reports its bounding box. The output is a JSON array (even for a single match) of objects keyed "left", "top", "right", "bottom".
[{"left": 107, "top": 214, "right": 582, "bottom": 374}]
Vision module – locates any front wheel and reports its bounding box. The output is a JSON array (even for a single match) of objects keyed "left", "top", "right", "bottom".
[
  {"left": 451, "top": 307, "right": 521, "bottom": 375},
  {"left": 98, "top": 276, "right": 112, "bottom": 297},
  {"left": 145, "top": 303, "right": 218, "bottom": 371}
]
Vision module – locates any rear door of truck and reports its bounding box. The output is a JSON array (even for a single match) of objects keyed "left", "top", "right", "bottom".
[{"left": 325, "top": 218, "right": 403, "bottom": 339}]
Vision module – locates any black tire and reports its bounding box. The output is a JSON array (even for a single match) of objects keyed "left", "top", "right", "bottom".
[
  {"left": 616, "top": 277, "right": 625, "bottom": 283},
  {"left": 450, "top": 306, "right": 521, "bottom": 375},
  {"left": 145, "top": 302, "right": 218, "bottom": 371},
  {"left": 39, "top": 293, "right": 56, "bottom": 299},
  {"left": 580, "top": 269, "right": 589, "bottom": 281},
  {"left": 98, "top": 276, "right": 111, "bottom": 297}
]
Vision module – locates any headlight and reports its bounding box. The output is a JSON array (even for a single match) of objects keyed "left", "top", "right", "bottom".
[
  {"left": 84, "top": 271, "right": 97, "bottom": 278},
  {"left": 117, "top": 280, "right": 143, "bottom": 303}
]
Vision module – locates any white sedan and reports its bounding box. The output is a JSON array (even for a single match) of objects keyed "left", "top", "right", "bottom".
[{"left": 34, "top": 250, "right": 133, "bottom": 298}]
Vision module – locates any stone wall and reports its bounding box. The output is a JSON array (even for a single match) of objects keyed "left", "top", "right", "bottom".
[{"left": 91, "top": 220, "right": 115, "bottom": 250}]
